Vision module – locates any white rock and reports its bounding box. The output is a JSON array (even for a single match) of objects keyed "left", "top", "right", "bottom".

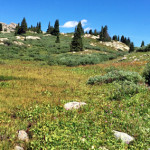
[
  {"left": 13, "top": 41, "right": 24, "bottom": 46},
  {"left": 0, "top": 22, "right": 17, "bottom": 32},
  {"left": 99, "top": 147, "right": 108, "bottom": 150},
  {"left": 64, "top": 102, "right": 86, "bottom": 110},
  {"left": 26, "top": 36, "right": 40, "bottom": 40},
  {"left": 113, "top": 130, "right": 134, "bottom": 144},
  {"left": 0, "top": 38, "right": 8, "bottom": 42},
  {"left": 18, "top": 130, "right": 29, "bottom": 142},
  {"left": 14, "top": 146, "right": 24, "bottom": 150},
  {"left": 100, "top": 40, "right": 129, "bottom": 51},
  {"left": 16, "top": 36, "right": 25, "bottom": 41}
]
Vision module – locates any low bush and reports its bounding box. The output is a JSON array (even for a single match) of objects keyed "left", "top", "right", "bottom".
[
  {"left": 87, "top": 70, "right": 144, "bottom": 85},
  {"left": 142, "top": 62, "right": 150, "bottom": 85},
  {"left": 136, "top": 44, "right": 150, "bottom": 52},
  {"left": 108, "top": 80, "right": 146, "bottom": 100}
]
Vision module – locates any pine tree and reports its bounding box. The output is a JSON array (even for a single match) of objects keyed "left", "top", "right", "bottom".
[
  {"left": 127, "top": 38, "right": 131, "bottom": 46},
  {"left": 20, "top": 17, "right": 27, "bottom": 34},
  {"left": 36, "top": 22, "right": 41, "bottom": 33},
  {"left": 47, "top": 22, "right": 51, "bottom": 34},
  {"left": 117, "top": 35, "right": 120, "bottom": 41},
  {"left": 112, "top": 35, "right": 118, "bottom": 41},
  {"left": 53, "top": 19, "right": 59, "bottom": 36},
  {"left": 94, "top": 29, "right": 98, "bottom": 36},
  {"left": 121, "top": 35, "right": 125, "bottom": 43},
  {"left": 89, "top": 29, "right": 93, "bottom": 35},
  {"left": 99, "top": 26, "right": 111, "bottom": 41},
  {"left": 99, "top": 26, "right": 104, "bottom": 41},
  {"left": 0, "top": 23, "right": 2, "bottom": 32},
  {"left": 78, "top": 21, "right": 84, "bottom": 35},
  {"left": 55, "top": 35, "right": 60, "bottom": 43},
  {"left": 15, "top": 23, "right": 21, "bottom": 35},
  {"left": 129, "top": 42, "right": 134, "bottom": 53},
  {"left": 141, "top": 41, "right": 145, "bottom": 47},
  {"left": 70, "top": 22, "right": 83, "bottom": 52}
]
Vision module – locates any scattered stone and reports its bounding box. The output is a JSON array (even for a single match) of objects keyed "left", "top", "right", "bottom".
[
  {"left": 43, "top": 34, "right": 51, "bottom": 36},
  {"left": 64, "top": 102, "right": 86, "bottom": 110},
  {"left": 14, "top": 146, "right": 24, "bottom": 150},
  {"left": 18, "top": 130, "right": 29, "bottom": 142},
  {"left": 119, "top": 57, "right": 127, "bottom": 61},
  {"left": 113, "top": 130, "right": 134, "bottom": 144},
  {"left": 90, "top": 43, "right": 96, "bottom": 46},
  {"left": 99, "top": 146, "right": 109, "bottom": 150},
  {"left": 26, "top": 36, "right": 41, "bottom": 40},
  {"left": 13, "top": 41, "right": 24, "bottom": 46},
  {"left": 16, "top": 36, "right": 25, "bottom": 41},
  {"left": 0, "top": 38, "right": 8, "bottom": 42},
  {"left": 16, "top": 36, "right": 41, "bottom": 40}
]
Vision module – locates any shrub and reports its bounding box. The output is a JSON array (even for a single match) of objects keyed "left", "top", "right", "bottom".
[
  {"left": 142, "top": 62, "right": 150, "bottom": 85},
  {"left": 108, "top": 80, "right": 146, "bottom": 100},
  {"left": 87, "top": 70, "right": 144, "bottom": 85},
  {"left": 136, "top": 44, "right": 150, "bottom": 52}
]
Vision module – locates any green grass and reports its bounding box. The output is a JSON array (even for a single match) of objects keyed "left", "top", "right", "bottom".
[
  {"left": 0, "top": 32, "right": 149, "bottom": 149},
  {"left": 0, "top": 32, "right": 126, "bottom": 66}
]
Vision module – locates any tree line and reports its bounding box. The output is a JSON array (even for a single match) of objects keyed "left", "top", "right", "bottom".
[
  {"left": 4, "top": 17, "right": 145, "bottom": 53},
  {"left": 14, "top": 17, "right": 60, "bottom": 43}
]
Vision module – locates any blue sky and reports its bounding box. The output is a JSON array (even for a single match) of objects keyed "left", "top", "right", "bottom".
[{"left": 0, "top": 0, "right": 150, "bottom": 46}]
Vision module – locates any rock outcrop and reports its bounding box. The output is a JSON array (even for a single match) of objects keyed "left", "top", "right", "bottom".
[{"left": 0, "top": 22, "right": 17, "bottom": 32}]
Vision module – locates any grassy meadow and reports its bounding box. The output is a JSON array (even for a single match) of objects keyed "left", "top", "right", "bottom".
[{"left": 0, "top": 32, "right": 150, "bottom": 149}]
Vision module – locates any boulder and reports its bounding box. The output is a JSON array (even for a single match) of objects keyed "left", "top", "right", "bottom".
[
  {"left": 113, "top": 130, "right": 134, "bottom": 144},
  {"left": 64, "top": 102, "right": 86, "bottom": 110},
  {"left": 14, "top": 146, "right": 24, "bottom": 150},
  {"left": 18, "top": 130, "right": 29, "bottom": 142}
]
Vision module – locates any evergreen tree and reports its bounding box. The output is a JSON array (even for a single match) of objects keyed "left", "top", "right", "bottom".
[
  {"left": 141, "top": 41, "right": 145, "bottom": 47},
  {"left": 89, "top": 29, "right": 93, "bottom": 35},
  {"left": 36, "top": 22, "right": 42, "bottom": 33},
  {"left": 94, "top": 29, "right": 98, "bottom": 36},
  {"left": 53, "top": 19, "right": 59, "bottom": 36},
  {"left": 117, "top": 35, "right": 120, "bottom": 41},
  {"left": 15, "top": 23, "right": 21, "bottom": 35},
  {"left": 47, "top": 22, "right": 51, "bottom": 34},
  {"left": 0, "top": 23, "right": 2, "bottom": 31},
  {"left": 126, "top": 38, "right": 131, "bottom": 46},
  {"left": 99, "top": 26, "right": 104, "bottom": 41},
  {"left": 129, "top": 42, "right": 134, "bottom": 53},
  {"left": 20, "top": 17, "right": 27, "bottom": 34},
  {"left": 78, "top": 21, "right": 84, "bottom": 35},
  {"left": 70, "top": 22, "right": 83, "bottom": 52},
  {"left": 55, "top": 35, "right": 60, "bottom": 43},
  {"left": 121, "top": 35, "right": 125, "bottom": 43},
  {"left": 112, "top": 35, "right": 118, "bottom": 41},
  {"left": 46, "top": 22, "right": 54, "bottom": 34},
  {"left": 99, "top": 26, "right": 111, "bottom": 41}
]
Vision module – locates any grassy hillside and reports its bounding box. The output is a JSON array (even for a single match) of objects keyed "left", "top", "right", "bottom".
[
  {"left": 0, "top": 32, "right": 149, "bottom": 149},
  {"left": 0, "top": 32, "right": 126, "bottom": 66}
]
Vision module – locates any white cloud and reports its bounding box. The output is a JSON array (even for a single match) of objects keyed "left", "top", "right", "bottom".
[
  {"left": 61, "top": 19, "right": 88, "bottom": 28},
  {"left": 84, "top": 27, "right": 91, "bottom": 32},
  {"left": 81, "top": 19, "right": 87, "bottom": 27},
  {"left": 60, "top": 21, "right": 78, "bottom": 28}
]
